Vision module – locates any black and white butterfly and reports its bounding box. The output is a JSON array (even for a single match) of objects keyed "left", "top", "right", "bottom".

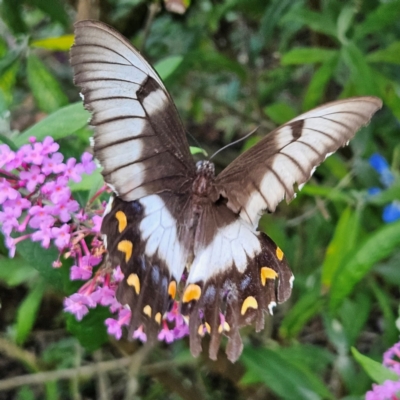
[{"left": 71, "top": 20, "right": 382, "bottom": 362}]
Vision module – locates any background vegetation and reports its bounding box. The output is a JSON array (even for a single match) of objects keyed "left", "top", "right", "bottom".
[{"left": 1, "top": 0, "right": 400, "bottom": 399}]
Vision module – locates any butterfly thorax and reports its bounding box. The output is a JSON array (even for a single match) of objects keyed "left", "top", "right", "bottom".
[{"left": 192, "top": 160, "right": 215, "bottom": 197}]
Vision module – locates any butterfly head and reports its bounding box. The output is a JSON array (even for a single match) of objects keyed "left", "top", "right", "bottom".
[{"left": 193, "top": 160, "right": 215, "bottom": 196}]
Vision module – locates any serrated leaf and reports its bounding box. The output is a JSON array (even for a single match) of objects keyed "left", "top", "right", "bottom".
[
  {"left": 281, "top": 48, "right": 338, "bottom": 65},
  {"left": 155, "top": 55, "right": 183, "bottom": 80},
  {"left": 27, "top": 54, "right": 68, "bottom": 113},
  {"left": 351, "top": 347, "right": 399, "bottom": 384},
  {"left": 302, "top": 55, "right": 338, "bottom": 110},
  {"left": 66, "top": 307, "right": 110, "bottom": 352},
  {"left": 15, "top": 102, "right": 91, "bottom": 146},
  {"left": 242, "top": 346, "right": 334, "bottom": 400},
  {"left": 329, "top": 220, "right": 400, "bottom": 311},
  {"left": 31, "top": 35, "right": 74, "bottom": 51},
  {"left": 321, "top": 207, "right": 360, "bottom": 289},
  {"left": 15, "top": 280, "right": 45, "bottom": 344}
]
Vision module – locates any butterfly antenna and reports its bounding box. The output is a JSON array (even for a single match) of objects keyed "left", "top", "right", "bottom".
[{"left": 210, "top": 126, "right": 259, "bottom": 160}]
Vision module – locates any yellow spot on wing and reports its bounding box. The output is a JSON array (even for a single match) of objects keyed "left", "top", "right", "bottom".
[
  {"left": 182, "top": 284, "right": 201, "bottom": 303},
  {"left": 260, "top": 267, "right": 278, "bottom": 286},
  {"left": 205, "top": 322, "right": 211, "bottom": 334},
  {"left": 143, "top": 305, "right": 152, "bottom": 317},
  {"left": 155, "top": 312, "right": 162, "bottom": 324},
  {"left": 218, "top": 321, "right": 230, "bottom": 334},
  {"left": 168, "top": 281, "right": 177, "bottom": 299},
  {"left": 127, "top": 273, "right": 140, "bottom": 294},
  {"left": 115, "top": 211, "right": 127, "bottom": 232},
  {"left": 241, "top": 296, "right": 258, "bottom": 315},
  {"left": 118, "top": 240, "right": 133, "bottom": 262},
  {"left": 276, "top": 247, "right": 284, "bottom": 261}
]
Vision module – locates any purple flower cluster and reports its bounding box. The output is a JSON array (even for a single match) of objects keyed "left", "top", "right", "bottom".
[
  {"left": 366, "top": 342, "right": 400, "bottom": 400},
  {"left": 0, "top": 136, "right": 96, "bottom": 256},
  {"left": 369, "top": 154, "right": 400, "bottom": 223},
  {"left": 1, "top": 136, "right": 190, "bottom": 345}
]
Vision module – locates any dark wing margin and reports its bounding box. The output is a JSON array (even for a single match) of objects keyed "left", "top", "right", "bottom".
[
  {"left": 215, "top": 96, "right": 382, "bottom": 227},
  {"left": 71, "top": 20, "right": 195, "bottom": 201}
]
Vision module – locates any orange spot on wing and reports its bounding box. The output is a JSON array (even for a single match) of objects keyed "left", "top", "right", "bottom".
[
  {"left": 127, "top": 273, "right": 140, "bottom": 294},
  {"left": 260, "top": 267, "right": 278, "bottom": 286},
  {"left": 276, "top": 247, "right": 284, "bottom": 261},
  {"left": 241, "top": 296, "right": 258, "bottom": 315},
  {"left": 168, "top": 281, "right": 177, "bottom": 299},
  {"left": 117, "top": 240, "right": 133, "bottom": 262},
  {"left": 143, "top": 305, "right": 152, "bottom": 317},
  {"left": 115, "top": 211, "right": 127, "bottom": 233},
  {"left": 182, "top": 284, "right": 201, "bottom": 303}
]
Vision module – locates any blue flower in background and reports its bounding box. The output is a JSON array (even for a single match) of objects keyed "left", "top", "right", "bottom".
[{"left": 368, "top": 153, "right": 400, "bottom": 223}]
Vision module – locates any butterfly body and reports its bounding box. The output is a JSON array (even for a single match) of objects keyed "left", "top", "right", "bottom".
[{"left": 71, "top": 20, "right": 382, "bottom": 361}]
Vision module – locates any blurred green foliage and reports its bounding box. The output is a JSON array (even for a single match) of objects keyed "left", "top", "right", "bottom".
[{"left": 0, "top": 0, "right": 400, "bottom": 399}]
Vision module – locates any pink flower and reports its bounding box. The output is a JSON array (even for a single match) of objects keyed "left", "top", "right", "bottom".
[
  {"left": 158, "top": 321, "right": 175, "bottom": 343},
  {"left": 41, "top": 152, "right": 65, "bottom": 175},
  {"left": 0, "top": 145, "right": 15, "bottom": 168},
  {"left": 64, "top": 293, "right": 91, "bottom": 321},
  {"left": 366, "top": 380, "right": 400, "bottom": 400},
  {"left": 29, "top": 205, "right": 55, "bottom": 229},
  {"left": 133, "top": 325, "right": 147, "bottom": 342},
  {"left": 81, "top": 152, "right": 96, "bottom": 174},
  {"left": 47, "top": 177, "right": 71, "bottom": 204},
  {"left": 23, "top": 142, "right": 44, "bottom": 165},
  {"left": 51, "top": 199, "right": 79, "bottom": 222},
  {"left": 31, "top": 224, "right": 53, "bottom": 248},
  {"left": 0, "top": 180, "right": 19, "bottom": 204},
  {"left": 105, "top": 318, "right": 123, "bottom": 340},
  {"left": 92, "top": 215, "right": 103, "bottom": 233},
  {"left": 41, "top": 136, "right": 59, "bottom": 155},
  {"left": 52, "top": 224, "right": 71, "bottom": 249},
  {"left": 20, "top": 165, "right": 45, "bottom": 192},
  {"left": 63, "top": 158, "right": 84, "bottom": 182}
]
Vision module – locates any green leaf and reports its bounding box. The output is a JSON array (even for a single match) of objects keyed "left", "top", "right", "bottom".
[
  {"left": 15, "top": 102, "right": 91, "bottom": 146},
  {"left": 279, "top": 287, "right": 324, "bottom": 339},
  {"left": 0, "top": 257, "right": 38, "bottom": 287},
  {"left": 337, "top": 5, "right": 356, "bottom": 44},
  {"left": 155, "top": 55, "right": 183, "bottom": 80},
  {"left": 367, "top": 42, "right": 400, "bottom": 65},
  {"left": 189, "top": 146, "right": 208, "bottom": 156},
  {"left": 351, "top": 347, "right": 399, "bottom": 384},
  {"left": 283, "top": 9, "right": 337, "bottom": 38},
  {"left": 26, "top": 54, "right": 68, "bottom": 114},
  {"left": 367, "top": 183, "right": 400, "bottom": 206},
  {"left": 0, "top": 55, "right": 20, "bottom": 110},
  {"left": 355, "top": 1, "right": 400, "bottom": 40},
  {"left": 31, "top": 35, "right": 74, "bottom": 51},
  {"left": 0, "top": 133, "right": 18, "bottom": 150},
  {"left": 300, "top": 184, "right": 352, "bottom": 203},
  {"left": 264, "top": 102, "right": 297, "bottom": 125},
  {"left": 27, "top": 0, "right": 69, "bottom": 26},
  {"left": 16, "top": 239, "right": 64, "bottom": 290},
  {"left": 15, "top": 280, "right": 45, "bottom": 344},
  {"left": 341, "top": 43, "right": 378, "bottom": 96},
  {"left": 302, "top": 55, "right": 339, "bottom": 110},
  {"left": 66, "top": 307, "right": 110, "bottom": 352},
  {"left": 69, "top": 168, "right": 104, "bottom": 202},
  {"left": 330, "top": 220, "right": 400, "bottom": 311},
  {"left": 321, "top": 207, "right": 359, "bottom": 289},
  {"left": 1, "top": 0, "right": 27, "bottom": 33},
  {"left": 281, "top": 48, "right": 338, "bottom": 65},
  {"left": 242, "top": 346, "right": 334, "bottom": 400}
]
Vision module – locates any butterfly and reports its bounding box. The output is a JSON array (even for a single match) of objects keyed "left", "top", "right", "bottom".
[{"left": 71, "top": 20, "right": 382, "bottom": 362}]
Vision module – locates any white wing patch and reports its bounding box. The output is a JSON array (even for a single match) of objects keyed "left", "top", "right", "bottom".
[
  {"left": 187, "top": 219, "right": 261, "bottom": 284},
  {"left": 139, "top": 195, "right": 187, "bottom": 281},
  {"left": 143, "top": 89, "right": 168, "bottom": 115}
]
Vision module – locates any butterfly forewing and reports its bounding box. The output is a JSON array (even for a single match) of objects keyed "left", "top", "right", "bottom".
[
  {"left": 72, "top": 20, "right": 382, "bottom": 362},
  {"left": 71, "top": 20, "right": 195, "bottom": 201},
  {"left": 214, "top": 97, "right": 382, "bottom": 227}
]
